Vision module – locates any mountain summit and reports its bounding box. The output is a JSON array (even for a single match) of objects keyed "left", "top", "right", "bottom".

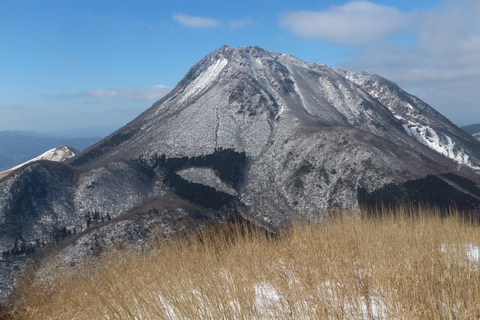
[
  {"left": 1, "top": 45, "right": 480, "bottom": 298},
  {"left": 0, "top": 145, "right": 77, "bottom": 179},
  {"left": 75, "top": 45, "right": 480, "bottom": 169},
  {"left": 72, "top": 45, "right": 480, "bottom": 218}
]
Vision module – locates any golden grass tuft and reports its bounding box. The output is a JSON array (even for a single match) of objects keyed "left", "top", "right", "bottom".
[{"left": 8, "top": 207, "right": 480, "bottom": 319}]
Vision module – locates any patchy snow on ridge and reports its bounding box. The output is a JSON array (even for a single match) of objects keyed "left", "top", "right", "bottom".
[
  {"left": 0, "top": 145, "right": 77, "bottom": 178},
  {"left": 391, "top": 105, "right": 479, "bottom": 170},
  {"left": 178, "top": 58, "right": 228, "bottom": 104},
  {"left": 176, "top": 167, "right": 237, "bottom": 196},
  {"left": 401, "top": 122, "right": 479, "bottom": 170}
]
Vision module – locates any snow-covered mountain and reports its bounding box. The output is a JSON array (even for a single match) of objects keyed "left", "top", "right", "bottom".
[
  {"left": 1, "top": 45, "right": 480, "bottom": 299},
  {"left": 76, "top": 46, "right": 480, "bottom": 171},
  {"left": 0, "top": 145, "right": 77, "bottom": 179},
  {"left": 0, "top": 130, "right": 100, "bottom": 171},
  {"left": 71, "top": 45, "right": 480, "bottom": 218}
]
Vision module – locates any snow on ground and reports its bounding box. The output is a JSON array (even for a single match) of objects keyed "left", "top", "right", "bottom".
[
  {"left": 465, "top": 243, "right": 480, "bottom": 262},
  {"left": 139, "top": 280, "right": 389, "bottom": 320},
  {"left": 130, "top": 244, "right": 480, "bottom": 320},
  {"left": 401, "top": 121, "right": 480, "bottom": 170},
  {"left": 388, "top": 105, "right": 480, "bottom": 170},
  {"left": 440, "top": 243, "right": 480, "bottom": 268},
  {"left": 176, "top": 167, "right": 237, "bottom": 196},
  {"left": 0, "top": 146, "right": 76, "bottom": 177},
  {"left": 178, "top": 58, "right": 228, "bottom": 104}
]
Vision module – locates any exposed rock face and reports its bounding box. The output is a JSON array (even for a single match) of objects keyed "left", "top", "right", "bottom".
[{"left": 1, "top": 45, "right": 480, "bottom": 300}]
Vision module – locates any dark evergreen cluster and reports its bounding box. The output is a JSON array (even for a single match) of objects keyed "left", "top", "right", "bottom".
[
  {"left": 52, "top": 226, "right": 76, "bottom": 243},
  {"left": 1, "top": 225, "right": 79, "bottom": 259},
  {"left": 85, "top": 210, "right": 111, "bottom": 228},
  {"left": 358, "top": 175, "right": 480, "bottom": 213},
  {"left": 440, "top": 172, "right": 480, "bottom": 197},
  {"left": 71, "top": 128, "right": 139, "bottom": 166},
  {"left": 293, "top": 161, "right": 315, "bottom": 189},
  {"left": 164, "top": 172, "right": 236, "bottom": 209},
  {"left": 1, "top": 238, "right": 36, "bottom": 258},
  {"left": 146, "top": 148, "right": 246, "bottom": 209},
  {"left": 151, "top": 148, "right": 247, "bottom": 187}
]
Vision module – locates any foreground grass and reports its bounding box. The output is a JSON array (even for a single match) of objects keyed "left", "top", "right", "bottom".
[{"left": 9, "top": 208, "right": 480, "bottom": 319}]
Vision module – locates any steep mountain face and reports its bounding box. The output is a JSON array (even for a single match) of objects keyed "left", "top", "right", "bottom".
[
  {"left": 1, "top": 45, "right": 480, "bottom": 300},
  {"left": 73, "top": 45, "right": 480, "bottom": 217}
]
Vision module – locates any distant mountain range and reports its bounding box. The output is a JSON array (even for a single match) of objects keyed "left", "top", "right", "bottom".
[
  {"left": 1, "top": 45, "right": 480, "bottom": 299},
  {"left": 462, "top": 123, "right": 480, "bottom": 141},
  {"left": 0, "top": 131, "right": 100, "bottom": 171}
]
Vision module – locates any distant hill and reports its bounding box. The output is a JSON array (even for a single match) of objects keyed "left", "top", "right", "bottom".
[
  {"left": 0, "top": 131, "right": 100, "bottom": 171},
  {"left": 0, "top": 145, "right": 78, "bottom": 179},
  {"left": 461, "top": 123, "right": 480, "bottom": 141}
]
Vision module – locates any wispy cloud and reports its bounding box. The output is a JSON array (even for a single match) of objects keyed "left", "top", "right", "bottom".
[
  {"left": 173, "top": 14, "right": 220, "bottom": 28},
  {"left": 51, "top": 85, "right": 172, "bottom": 101},
  {"left": 229, "top": 17, "right": 253, "bottom": 30},
  {"left": 173, "top": 14, "right": 253, "bottom": 30},
  {"left": 0, "top": 103, "right": 25, "bottom": 109},
  {"left": 280, "top": 1, "right": 412, "bottom": 46},
  {"left": 79, "top": 85, "right": 172, "bottom": 100}
]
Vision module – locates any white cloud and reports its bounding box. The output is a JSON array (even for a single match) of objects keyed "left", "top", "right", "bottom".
[
  {"left": 280, "top": 1, "right": 412, "bottom": 46},
  {"left": 173, "top": 14, "right": 220, "bottom": 28},
  {"left": 229, "top": 17, "right": 253, "bottom": 30},
  {"left": 280, "top": 0, "right": 480, "bottom": 125},
  {"left": 79, "top": 85, "right": 172, "bottom": 100},
  {"left": 337, "top": 0, "right": 480, "bottom": 125}
]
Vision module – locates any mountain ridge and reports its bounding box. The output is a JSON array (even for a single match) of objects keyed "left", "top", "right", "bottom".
[
  {"left": 72, "top": 45, "right": 480, "bottom": 171},
  {"left": 0, "top": 145, "right": 78, "bottom": 179},
  {"left": 1, "top": 45, "right": 480, "bottom": 300},
  {"left": 0, "top": 131, "right": 100, "bottom": 171}
]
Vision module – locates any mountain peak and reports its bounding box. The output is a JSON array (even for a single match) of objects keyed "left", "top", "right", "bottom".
[
  {"left": 0, "top": 145, "right": 78, "bottom": 179},
  {"left": 80, "top": 45, "right": 480, "bottom": 172},
  {"left": 197, "top": 45, "right": 288, "bottom": 74},
  {"left": 213, "top": 44, "right": 274, "bottom": 57},
  {"left": 2, "top": 45, "right": 480, "bottom": 299}
]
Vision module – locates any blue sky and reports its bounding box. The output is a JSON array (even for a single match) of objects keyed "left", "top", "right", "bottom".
[{"left": 1, "top": 0, "right": 479, "bottom": 135}]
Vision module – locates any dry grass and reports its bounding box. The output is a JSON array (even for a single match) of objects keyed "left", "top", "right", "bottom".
[{"left": 9, "top": 207, "right": 480, "bottom": 319}]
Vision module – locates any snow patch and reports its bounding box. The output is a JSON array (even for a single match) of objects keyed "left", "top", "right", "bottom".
[
  {"left": 254, "top": 281, "right": 282, "bottom": 316},
  {"left": 0, "top": 146, "right": 76, "bottom": 176},
  {"left": 176, "top": 167, "right": 237, "bottom": 195},
  {"left": 441, "top": 243, "right": 480, "bottom": 264},
  {"left": 179, "top": 58, "right": 228, "bottom": 103},
  {"left": 401, "top": 122, "right": 480, "bottom": 170}
]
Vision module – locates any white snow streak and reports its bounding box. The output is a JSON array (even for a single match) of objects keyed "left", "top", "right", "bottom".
[
  {"left": 392, "top": 110, "right": 480, "bottom": 170},
  {"left": 178, "top": 58, "right": 228, "bottom": 104},
  {"left": 401, "top": 122, "right": 479, "bottom": 169}
]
